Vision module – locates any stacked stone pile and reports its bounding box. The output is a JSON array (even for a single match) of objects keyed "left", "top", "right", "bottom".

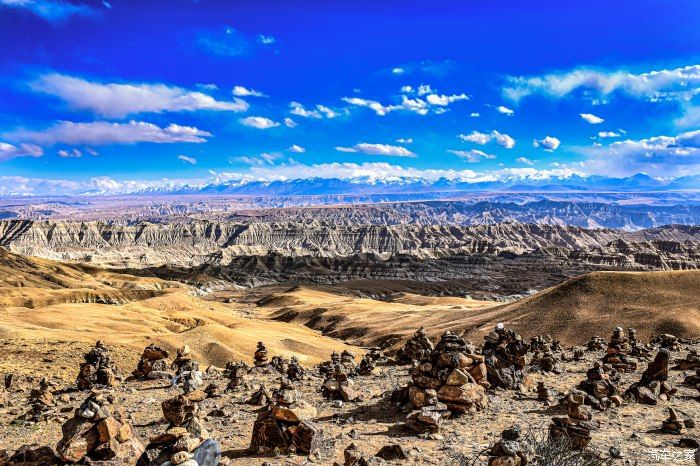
[
  {"left": 576, "top": 361, "right": 621, "bottom": 411},
  {"left": 549, "top": 393, "right": 599, "bottom": 450},
  {"left": 601, "top": 327, "right": 638, "bottom": 372},
  {"left": 625, "top": 349, "right": 677, "bottom": 405},
  {"left": 485, "top": 426, "right": 531, "bottom": 465},
  {"left": 397, "top": 327, "right": 434, "bottom": 364},
  {"left": 250, "top": 379, "right": 323, "bottom": 455},
  {"left": 57, "top": 391, "right": 144, "bottom": 463},
  {"left": 133, "top": 344, "right": 171, "bottom": 380},
  {"left": 77, "top": 341, "right": 118, "bottom": 390},
  {"left": 586, "top": 336, "right": 607, "bottom": 352},
  {"left": 286, "top": 356, "right": 305, "bottom": 381},
  {"left": 137, "top": 389, "right": 221, "bottom": 466},
  {"left": 483, "top": 324, "right": 529, "bottom": 390}
]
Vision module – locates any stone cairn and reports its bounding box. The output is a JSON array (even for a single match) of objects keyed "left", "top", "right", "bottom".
[
  {"left": 137, "top": 389, "right": 221, "bottom": 466},
  {"left": 536, "top": 381, "right": 556, "bottom": 405},
  {"left": 402, "top": 331, "right": 488, "bottom": 433},
  {"left": 322, "top": 367, "right": 356, "bottom": 402},
  {"left": 586, "top": 336, "right": 607, "bottom": 352},
  {"left": 661, "top": 407, "right": 686, "bottom": 435},
  {"left": 576, "top": 361, "right": 621, "bottom": 411},
  {"left": 247, "top": 383, "right": 271, "bottom": 406},
  {"left": 549, "top": 393, "right": 599, "bottom": 450},
  {"left": 254, "top": 341, "right": 269, "bottom": 367},
  {"left": 482, "top": 324, "right": 529, "bottom": 390},
  {"left": 652, "top": 334, "right": 681, "bottom": 351},
  {"left": 357, "top": 353, "right": 379, "bottom": 376},
  {"left": 77, "top": 341, "right": 118, "bottom": 390},
  {"left": 133, "top": 344, "right": 172, "bottom": 380},
  {"left": 286, "top": 356, "right": 305, "bottom": 381},
  {"left": 528, "top": 343, "right": 563, "bottom": 374},
  {"left": 270, "top": 355, "right": 289, "bottom": 375},
  {"left": 485, "top": 426, "right": 531, "bottom": 465},
  {"left": 625, "top": 349, "right": 677, "bottom": 405},
  {"left": 397, "top": 327, "right": 434, "bottom": 364},
  {"left": 628, "top": 327, "right": 652, "bottom": 360},
  {"left": 572, "top": 347, "right": 585, "bottom": 361},
  {"left": 601, "top": 326, "right": 638, "bottom": 372},
  {"left": 673, "top": 349, "right": 700, "bottom": 370},
  {"left": 22, "top": 378, "right": 56, "bottom": 422},
  {"left": 340, "top": 350, "right": 357, "bottom": 374},
  {"left": 530, "top": 334, "right": 561, "bottom": 352},
  {"left": 319, "top": 351, "right": 341, "bottom": 376},
  {"left": 171, "top": 345, "right": 198, "bottom": 376},
  {"left": 57, "top": 391, "right": 144, "bottom": 463},
  {"left": 250, "top": 378, "right": 323, "bottom": 455},
  {"left": 224, "top": 361, "right": 248, "bottom": 390}
]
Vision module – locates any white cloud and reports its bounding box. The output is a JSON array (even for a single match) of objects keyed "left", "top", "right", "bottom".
[
  {"left": 392, "top": 67, "right": 405, "bottom": 74},
  {"left": 0, "top": 141, "right": 44, "bottom": 162},
  {"left": 31, "top": 73, "right": 249, "bottom": 118},
  {"left": 287, "top": 144, "right": 305, "bottom": 153},
  {"left": 504, "top": 64, "right": 700, "bottom": 102},
  {"left": 580, "top": 113, "right": 604, "bottom": 124},
  {"left": 448, "top": 149, "right": 496, "bottom": 163},
  {"left": 575, "top": 130, "right": 700, "bottom": 177},
  {"left": 334, "top": 143, "right": 416, "bottom": 157},
  {"left": 177, "top": 154, "right": 197, "bottom": 165},
  {"left": 234, "top": 152, "right": 281, "bottom": 166},
  {"left": 284, "top": 117, "right": 297, "bottom": 128},
  {"left": 232, "top": 85, "right": 266, "bottom": 97},
  {"left": 459, "top": 130, "right": 516, "bottom": 149},
  {"left": 257, "top": 34, "right": 276, "bottom": 45},
  {"left": 0, "top": 0, "right": 96, "bottom": 22},
  {"left": 289, "top": 102, "right": 338, "bottom": 119},
  {"left": 57, "top": 148, "right": 82, "bottom": 158},
  {"left": 676, "top": 105, "right": 700, "bottom": 127},
  {"left": 598, "top": 131, "right": 621, "bottom": 138},
  {"left": 417, "top": 84, "right": 433, "bottom": 96},
  {"left": 240, "top": 116, "right": 280, "bottom": 129},
  {"left": 396, "top": 138, "right": 413, "bottom": 144},
  {"left": 400, "top": 85, "right": 413, "bottom": 93},
  {"left": 342, "top": 97, "right": 398, "bottom": 116},
  {"left": 496, "top": 105, "right": 514, "bottom": 116},
  {"left": 516, "top": 157, "right": 534, "bottom": 166},
  {"left": 470, "top": 112, "right": 480, "bottom": 118},
  {"left": 425, "top": 93, "right": 469, "bottom": 106},
  {"left": 533, "top": 136, "right": 561, "bottom": 151},
  {"left": 8, "top": 120, "right": 211, "bottom": 146}
]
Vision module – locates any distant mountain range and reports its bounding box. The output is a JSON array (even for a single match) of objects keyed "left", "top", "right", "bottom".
[{"left": 130, "top": 173, "right": 700, "bottom": 197}]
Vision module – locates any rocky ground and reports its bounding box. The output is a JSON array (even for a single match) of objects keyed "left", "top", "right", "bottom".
[{"left": 1, "top": 332, "right": 699, "bottom": 465}]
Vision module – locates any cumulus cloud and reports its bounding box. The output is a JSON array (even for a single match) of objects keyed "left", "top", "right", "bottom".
[
  {"left": 57, "top": 148, "right": 82, "bottom": 158},
  {"left": 8, "top": 120, "right": 211, "bottom": 145},
  {"left": 290, "top": 102, "right": 338, "bottom": 118},
  {"left": 516, "top": 156, "right": 534, "bottom": 165},
  {"left": 447, "top": 149, "right": 496, "bottom": 163},
  {"left": 580, "top": 113, "right": 604, "bottom": 124},
  {"left": 234, "top": 152, "right": 281, "bottom": 166},
  {"left": 458, "top": 130, "right": 516, "bottom": 149},
  {"left": 0, "top": 0, "right": 96, "bottom": 22},
  {"left": 0, "top": 141, "right": 44, "bottom": 162},
  {"left": 598, "top": 131, "right": 621, "bottom": 138},
  {"left": 575, "top": 130, "right": 700, "bottom": 177},
  {"left": 178, "top": 154, "right": 197, "bottom": 165},
  {"left": 396, "top": 138, "right": 413, "bottom": 144},
  {"left": 287, "top": 144, "right": 305, "bottom": 153},
  {"left": 283, "top": 117, "right": 297, "bottom": 128},
  {"left": 240, "top": 116, "right": 280, "bottom": 129},
  {"left": 232, "top": 85, "right": 266, "bottom": 97},
  {"left": 470, "top": 112, "right": 480, "bottom": 118},
  {"left": 496, "top": 105, "right": 514, "bottom": 116},
  {"left": 392, "top": 67, "right": 405, "bottom": 74},
  {"left": 504, "top": 64, "right": 700, "bottom": 102},
  {"left": 334, "top": 143, "right": 416, "bottom": 157},
  {"left": 533, "top": 136, "right": 561, "bottom": 151},
  {"left": 257, "top": 34, "right": 276, "bottom": 45},
  {"left": 31, "top": 73, "right": 249, "bottom": 118},
  {"left": 425, "top": 93, "right": 469, "bottom": 106}
]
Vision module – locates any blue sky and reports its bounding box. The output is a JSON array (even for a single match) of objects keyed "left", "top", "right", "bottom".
[{"left": 1, "top": 0, "right": 700, "bottom": 195}]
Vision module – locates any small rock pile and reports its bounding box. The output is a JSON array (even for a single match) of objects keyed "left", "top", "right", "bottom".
[
  {"left": 661, "top": 407, "right": 686, "bottom": 435},
  {"left": 529, "top": 344, "right": 563, "bottom": 374},
  {"left": 601, "top": 327, "right": 638, "bottom": 372},
  {"left": 357, "top": 353, "right": 380, "bottom": 376},
  {"left": 549, "top": 393, "right": 599, "bottom": 450},
  {"left": 319, "top": 351, "right": 341, "bottom": 376},
  {"left": 577, "top": 361, "right": 620, "bottom": 411},
  {"left": 287, "top": 356, "right": 305, "bottom": 381},
  {"left": 224, "top": 361, "right": 248, "bottom": 390},
  {"left": 23, "top": 378, "right": 56, "bottom": 422},
  {"left": 250, "top": 379, "right": 323, "bottom": 455},
  {"left": 652, "top": 334, "right": 681, "bottom": 351},
  {"left": 573, "top": 347, "right": 585, "bottom": 361},
  {"left": 625, "top": 349, "right": 677, "bottom": 405},
  {"left": 628, "top": 328, "right": 652, "bottom": 359},
  {"left": 254, "top": 341, "right": 269, "bottom": 367},
  {"left": 586, "top": 336, "right": 607, "bottom": 351},
  {"left": 138, "top": 390, "right": 221, "bottom": 466},
  {"left": 171, "top": 345, "right": 198, "bottom": 376},
  {"left": 673, "top": 349, "right": 700, "bottom": 370},
  {"left": 340, "top": 350, "right": 357, "bottom": 374},
  {"left": 57, "top": 391, "right": 144, "bottom": 463},
  {"left": 77, "top": 341, "right": 118, "bottom": 390},
  {"left": 683, "top": 368, "right": 700, "bottom": 390},
  {"left": 537, "top": 381, "right": 556, "bottom": 404},
  {"left": 247, "top": 384, "right": 271, "bottom": 406},
  {"left": 270, "top": 355, "right": 289, "bottom": 375},
  {"left": 1, "top": 445, "right": 59, "bottom": 465},
  {"left": 133, "top": 344, "right": 171, "bottom": 380},
  {"left": 397, "top": 327, "right": 434, "bottom": 364},
  {"left": 483, "top": 324, "right": 529, "bottom": 390},
  {"left": 530, "top": 334, "right": 561, "bottom": 352},
  {"left": 322, "top": 367, "right": 356, "bottom": 402},
  {"left": 403, "top": 331, "right": 488, "bottom": 433},
  {"left": 485, "top": 426, "right": 531, "bottom": 465}
]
